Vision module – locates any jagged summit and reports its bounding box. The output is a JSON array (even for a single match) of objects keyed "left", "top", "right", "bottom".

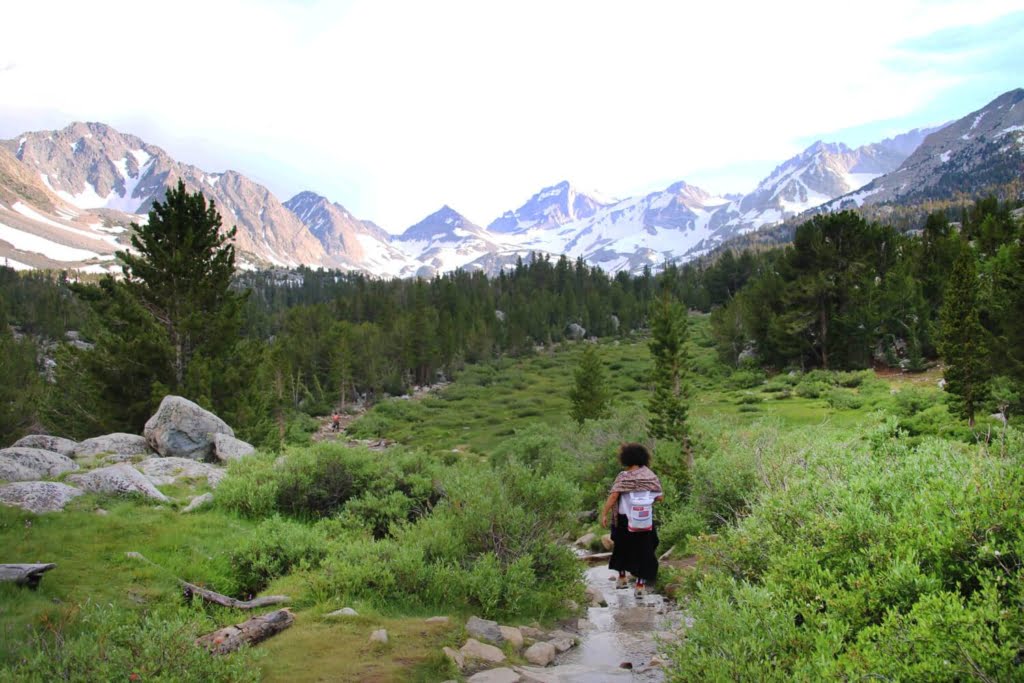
[{"left": 488, "top": 180, "right": 613, "bottom": 234}]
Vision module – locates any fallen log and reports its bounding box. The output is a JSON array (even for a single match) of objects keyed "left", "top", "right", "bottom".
[
  {"left": 126, "top": 552, "right": 289, "bottom": 609},
  {"left": 659, "top": 545, "right": 676, "bottom": 561},
  {"left": 0, "top": 563, "right": 56, "bottom": 589},
  {"left": 196, "top": 609, "right": 294, "bottom": 654},
  {"left": 578, "top": 552, "right": 612, "bottom": 563}
]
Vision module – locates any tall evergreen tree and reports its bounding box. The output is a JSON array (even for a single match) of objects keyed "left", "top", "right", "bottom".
[
  {"left": 938, "top": 244, "right": 989, "bottom": 426},
  {"left": 568, "top": 344, "right": 611, "bottom": 425},
  {"left": 648, "top": 289, "right": 691, "bottom": 465},
  {"left": 118, "top": 180, "right": 245, "bottom": 389}
]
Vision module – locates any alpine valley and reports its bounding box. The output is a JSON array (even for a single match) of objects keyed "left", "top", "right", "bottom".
[{"left": 1, "top": 88, "right": 1022, "bottom": 277}]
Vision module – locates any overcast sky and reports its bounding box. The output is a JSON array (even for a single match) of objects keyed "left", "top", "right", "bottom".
[{"left": 2, "top": 0, "right": 1023, "bottom": 231}]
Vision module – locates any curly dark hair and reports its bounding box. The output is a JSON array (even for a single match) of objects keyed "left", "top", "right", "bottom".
[{"left": 618, "top": 442, "right": 651, "bottom": 468}]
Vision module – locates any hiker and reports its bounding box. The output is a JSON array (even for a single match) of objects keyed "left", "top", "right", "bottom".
[
  {"left": 331, "top": 411, "right": 341, "bottom": 432},
  {"left": 599, "top": 443, "right": 663, "bottom": 598}
]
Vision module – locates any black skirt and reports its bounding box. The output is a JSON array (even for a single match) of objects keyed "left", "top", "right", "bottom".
[{"left": 608, "top": 513, "right": 659, "bottom": 582}]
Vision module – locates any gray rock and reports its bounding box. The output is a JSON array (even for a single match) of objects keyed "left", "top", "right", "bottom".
[
  {"left": 144, "top": 396, "right": 234, "bottom": 461},
  {"left": 181, "top": 493, "right": 214, "bottom": 513},
  {"left": 326, "top": 607, "right": 359, "bottom": 618},
  {"left": 135, "top": 457, "right": 225, "bottom": 488},
  {"left": 11, "top": 435, "right": 77, "bottom": 457},
  {"left": 73, "top": 433, "right": 152, "bottom": 460},
  {"left": 0, "top": 481, "right": 84, "bottom": 513},
  {"left": 566, "top": 323, "right": 587, "bottom": 340},
  {"left": 68, "top": 464, "right": 169, "bottom": 502},
  {"left": 369, "top": 629, "right": 388, "bottom": 644},
  {"left": 212, "top": 433, "right": 256, "bottom": 462},
  {"left": 523, "top": 641, "right": 557, "bottom": 666},
  {"left": 601, "top": 534, "right": 614, "bottom": 550},
  {"left": 585, "top": 585, "right": 607, "bottom": 607},
  {"left": 499, "top": 625, "right": 524, "bottom": 651},
  {"left": 460, "top": 638, "right": 506, "bottom": 664},
  {"left": 466, "top": 616, "right": 504, "bottom": 644},
  {"left": 574, "top": 532, "right": 596, "bottom": 547},
  {"left": 442, "top": 646, "right": 464, "bottom": 669},
  {"left": 0, "top": 448, "right": 78, "bottom": 482},
  {"left": 577, "top": 619, "right": 595, "bottom": 631},
  {"left": 467, "top": 668, "right": 520, "bottom": 683},
  {"left": 548, "top": 637, "right": 574, "bottom": 653},
  {"left": 518, "top": 626, "right": 545, "bottom": 640}
]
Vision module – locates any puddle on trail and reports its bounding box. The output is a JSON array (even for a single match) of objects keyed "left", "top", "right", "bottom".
[{"left": 534, "top": 565, "right": 687, "bottom": 682}]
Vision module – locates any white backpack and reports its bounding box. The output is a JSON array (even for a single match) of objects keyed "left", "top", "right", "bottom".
[{"left": 624, "top": 490, "right": 658, "bottom": 531}]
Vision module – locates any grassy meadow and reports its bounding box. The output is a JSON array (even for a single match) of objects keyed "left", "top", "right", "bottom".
[{"left": 2, "top": 314, "right": 1016, "bottom": 681}]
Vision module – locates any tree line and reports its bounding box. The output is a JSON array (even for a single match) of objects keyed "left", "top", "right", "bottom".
[{"left": 1, "top": 187, "right": 1020, "bottom": 447}]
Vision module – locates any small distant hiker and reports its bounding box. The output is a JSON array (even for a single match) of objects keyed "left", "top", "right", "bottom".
[
  {"left": 331, "top": 411, "right": 341, "bottom": 432},
  {"left": 600, "top": 443, "right": 663, "bottom": 598}
]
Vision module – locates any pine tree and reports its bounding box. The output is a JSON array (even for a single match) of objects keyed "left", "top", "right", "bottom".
[
  {"left": 118, "top": 180, "right": 244, "bottom": 389},
  {"left": 938, "top": 244, "right": 989, "bottom": 426},
  {"left": 648, "top": 289, "right": 691, "bottom": 464},
  {"left": 569, "top": 343, "right": 611, "bottom": 425}
]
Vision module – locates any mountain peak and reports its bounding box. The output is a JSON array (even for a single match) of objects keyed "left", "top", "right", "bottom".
[{"left": 488, "top": 180, "right": 613, "bottom": 234}]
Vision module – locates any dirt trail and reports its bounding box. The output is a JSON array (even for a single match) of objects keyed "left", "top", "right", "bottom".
[{"left": 313, "top": 382, "right": 449, "bottom": 444}]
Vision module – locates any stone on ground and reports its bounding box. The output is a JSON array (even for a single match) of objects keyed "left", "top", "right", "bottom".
[
  {"left": 212, "top": 433, "right": 256, "bottom": 462},
  {"left": 523, "top": 641, "right": 557, "bottom": 666},
  {"left": 518, "top": 626, "right": 545, "bottom": 640},
  {"left": 548, "top": 637, "right": 574, "bottom": 653},
  {"left": 181, "top": 493, "right": 214, "bottom": 513},
  {"left": 0, "top": 481, "right": 84, "bottom": 513},
  {"left": 11, "top": 435, "right": 77, "bottom": 457},
  {"left": 0, "top": 448, "right": 78, "bottom": 481},
  {"left": 574, "top": 532, "right": 596, "bottom": 547},
  {"left": 135, "top": 457, "right": 225, "bottom": 488},
  {"left": 466, "top": 615, "right": 504, "bottom": 644},
  {"left": 585, "top": 585, "right": 607, "bottom": 607},
  {"left": 325, "top": 607, "right": 358, "bottom": 618},
  {"left": 499, "top": 625, "right": 524, "bottom": 650},
  {"left": 467, "top": 668, "right": 521, "bottom": 683},
  {"left": 73, "top": 433, "right": 152, "bottom": 460},
  {"left": 442, "top": 646, "right": 464, "bottom": 669},
  {"left": 144, "top": 395, "right": 234, "bottom": 460},
  {"left": 68, "top": 464, "right": 169, "bottom": 502},
  {"left": 601, "top": 534, "right": 614, "bottom": 550},
  {"left": 460, "top": 638, "right": 506, "bottom": 664},
  {"left": 369, "top": 629, "right": 388, "bottom": 644}
]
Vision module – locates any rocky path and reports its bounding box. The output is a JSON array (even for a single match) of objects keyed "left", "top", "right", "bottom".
[{"left": 499, "top": 564, "right": 683, "bottom": 683}]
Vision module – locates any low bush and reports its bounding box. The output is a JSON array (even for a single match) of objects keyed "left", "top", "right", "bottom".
[
  {"left": 4, "top": 603, "right": 260, "bottom": 681},
  {"left": 230, "top": 515, "right": 328, "bottom": 595},
  {"left": 795, "top": 379, "right": 829, "bottom": 398},
  {"left": 825, "top": 388, "right": 863, "bottom": 410},
  {"left": 668, "top": 427, "right": 1024, "bottom": 680},
  {"left": 217, "top": 444, "right": 438, "bottom": 523}
]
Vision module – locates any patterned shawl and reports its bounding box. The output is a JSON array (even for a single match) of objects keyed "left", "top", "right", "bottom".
[{"left": 611, "top": 466, "right": 662, "bottom": 493}]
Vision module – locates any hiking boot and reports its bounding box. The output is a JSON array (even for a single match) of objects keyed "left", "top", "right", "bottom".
[
  {"left": 634, "top": 583, "right": 645, "bottom": 599},
  {"left": 616, "top": 575, "right": 629, "bottom": 589}
]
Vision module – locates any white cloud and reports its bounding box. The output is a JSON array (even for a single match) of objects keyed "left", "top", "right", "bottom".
[{"left": 1, "top": 0, "right": 1022, "bottom": 230}]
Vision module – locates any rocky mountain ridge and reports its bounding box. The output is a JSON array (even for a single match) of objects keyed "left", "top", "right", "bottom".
[{"left": 2, "top": 89, "right": 1020, "bottom": 277}]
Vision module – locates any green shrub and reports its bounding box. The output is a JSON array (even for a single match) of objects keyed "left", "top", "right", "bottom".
[
  {"left": 668, "top": 429, "right": 1024, "bottom": 680},
  {"left": 825, "top": 388, "right": 863, "bottom": 410},
  {"left": 217, "top": 444, "right": 437, "bottom": 522},
  {"left": 729, "top": 368, "right": 766, "bottom": 389},
  {"left": 4, "top": 603, "right": 260, "bottom": 682},
  {"left": 736, "top": 393, "right": 760, "bottom": 405},
  {"left": 216, "top": 454, "right": 279, "bottom": 518},
  {"left": 795, "top": 379, "right": 829, "bottom": 398},
  {"left": 230, "top": 515, "right": 328, "bottom": 595},
  {"left": 737, "top": 405, "right": 759, "bottom": 413}
]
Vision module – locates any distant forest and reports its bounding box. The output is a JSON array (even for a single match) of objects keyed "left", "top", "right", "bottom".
[{"left": 1, "top": 196, "right": 1021, "bottom": 447}]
